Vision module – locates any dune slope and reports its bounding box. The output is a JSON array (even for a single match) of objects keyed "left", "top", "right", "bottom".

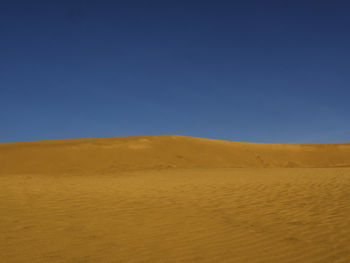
[
  {"left": 1, "top": 136, "right": 350, "bottom": 263},
  {"left": 1, "top": 168, "right": 350, "bottom": 263},
  {"left": 1, "top": 135, "right": 350, "bottom": 175}
]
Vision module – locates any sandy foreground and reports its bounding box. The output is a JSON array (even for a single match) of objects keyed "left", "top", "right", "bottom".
[{"left": 1, "top": 136, "right": 350, "bottom": 263}]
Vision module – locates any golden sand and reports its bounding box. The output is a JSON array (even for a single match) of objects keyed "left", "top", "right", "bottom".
[{"left": 1, "top": 136, "right": 350, "bottom": 262}]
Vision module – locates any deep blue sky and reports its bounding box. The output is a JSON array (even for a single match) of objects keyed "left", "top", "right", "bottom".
[{"left": 1, "top": 1, "right": 349, "bottom": 143}]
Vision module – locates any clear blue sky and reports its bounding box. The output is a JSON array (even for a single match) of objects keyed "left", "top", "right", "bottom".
[{"left": 1, "top": 1, "right": 349, "bottom": 143}]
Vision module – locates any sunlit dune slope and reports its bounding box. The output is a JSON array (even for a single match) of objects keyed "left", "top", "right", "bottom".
[
  {"left": 1, "top": 135, "right": 349, "bottom": 175},
  {"left": 2, "top": 136, "right": 350, "bottom": 263}
]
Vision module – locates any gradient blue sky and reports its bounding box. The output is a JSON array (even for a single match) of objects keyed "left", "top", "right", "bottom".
[{"left": 1, "top": 0, "right": 349, "bottom": 143}]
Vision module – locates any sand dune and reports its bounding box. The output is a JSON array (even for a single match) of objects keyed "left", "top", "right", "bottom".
[
  {"left": 1, "top": 135, "right": 350, "bottom": 175},
  {"left": 1, "top": 136, "right": 350, "bottom": 263}
]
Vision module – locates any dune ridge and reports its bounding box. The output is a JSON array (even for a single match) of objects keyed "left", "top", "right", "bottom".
[
  {"left": 1, "top": 135, "right": 350, "bottom": 175},
  {"left": 2, "top": 135, "right": 350, "bottom": 262}
]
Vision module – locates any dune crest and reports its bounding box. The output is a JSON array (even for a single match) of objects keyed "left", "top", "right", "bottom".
[
  {"left": 0, "top": 135, "right": 350, "bottom": 175},
  {"left": 2, "top": 136, "right": 350, "bottom": 262}
]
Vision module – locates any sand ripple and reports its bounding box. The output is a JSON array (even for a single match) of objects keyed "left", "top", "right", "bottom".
[{"left": 1, "top": 168, "right": 350, "bottom": 262}]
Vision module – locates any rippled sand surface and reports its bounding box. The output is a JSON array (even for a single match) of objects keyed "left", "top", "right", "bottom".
[{"left": 2, "top": 168, "right": 350, "bottom": 263}]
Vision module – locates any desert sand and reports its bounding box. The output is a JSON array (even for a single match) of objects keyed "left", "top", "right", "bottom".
[{"left": 1, "top": 135, "right": 350, "bottom": 262}]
